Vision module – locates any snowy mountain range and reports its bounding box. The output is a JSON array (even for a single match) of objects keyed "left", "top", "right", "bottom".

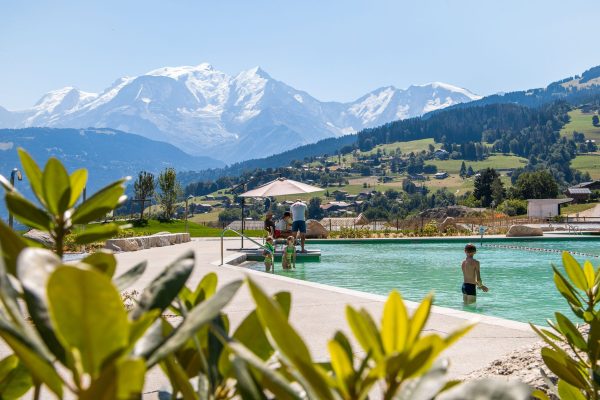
[{"left": 0, "top": 63, "right": 481, "bottom": 163}]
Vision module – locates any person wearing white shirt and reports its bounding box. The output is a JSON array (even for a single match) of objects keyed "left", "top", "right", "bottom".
[{"left": 290, "top": 199, "right": 308, "bottom": 252}]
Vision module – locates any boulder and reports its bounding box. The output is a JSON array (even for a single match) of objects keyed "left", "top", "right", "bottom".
[
  {"left": 105, "top": 233, "right": 191, "bottom": 252},
  {"left": 306, "top": 220, "right": 329, "bottom": 238},
  {"left": 353, "top": 213, "right": 369, "bottom": 226},
  {"left": 23, "top": 229, "right": 54, "bottom": 247},
  {"left": 440, "top": 217, "right": 456, "bottom": 230},
  {"left": 506, "top": 225, "right": 544, "bottom": 237}
]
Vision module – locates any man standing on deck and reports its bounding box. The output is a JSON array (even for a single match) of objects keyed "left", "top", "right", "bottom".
[{"left": 290, "top": 199, "right": 308, "bottom": 253}]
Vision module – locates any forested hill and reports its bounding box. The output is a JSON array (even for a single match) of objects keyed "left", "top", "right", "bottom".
[
  {"left": 179, "top": 134, "right": 357, "bottom": 185},
  {"left": 440, "top": 65, "right": 600, "bottom": 110},
  {"left": 355, "top": 102, "right": 567, "bottom": 152}
]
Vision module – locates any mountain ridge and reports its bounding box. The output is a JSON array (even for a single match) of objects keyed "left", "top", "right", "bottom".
[{"left": 0, "top": 63, "right": 480, "bottom": 162}]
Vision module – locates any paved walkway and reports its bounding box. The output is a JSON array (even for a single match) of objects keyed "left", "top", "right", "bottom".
[{"left": 110, "top": 238, "right": 539, "bottom": 397}]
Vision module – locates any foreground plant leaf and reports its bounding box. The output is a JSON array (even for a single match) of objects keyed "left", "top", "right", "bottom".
[{"left": 47, "top": 266, "right": 129, "bottom": 378}]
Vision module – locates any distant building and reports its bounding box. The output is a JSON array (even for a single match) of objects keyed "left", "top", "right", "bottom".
[
  {"left": 408, "top": 173, "right": 426, "bottom": 181},
  {"left": 564, "top": 187, "right": 592, "bottom": 203},
  {"left": 527, "top": 198, "right": 572, "bottom": 218},
  {"left": 434, "top": 172, "right": 448, "bottom": 179},
  {"left": 572, "top": 181, "right": 600, "bottom": 191},
  {"left": 433, "top": 149, "right": 449, "bottom": 160}
]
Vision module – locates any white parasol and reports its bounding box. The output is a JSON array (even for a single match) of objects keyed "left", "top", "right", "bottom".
[{"left": 238, "top": 177, "right": 323, "bottom": 198}]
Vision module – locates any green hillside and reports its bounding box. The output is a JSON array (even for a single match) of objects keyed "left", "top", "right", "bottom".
[
  {"left": 571, "top": 154, "right": 600, "bottom": 179},
  {"left": 560, "top": 109, "right": 600, "bottom": 141}
]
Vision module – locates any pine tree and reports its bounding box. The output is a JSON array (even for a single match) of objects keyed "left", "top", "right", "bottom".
[{"left": 459, "top": 161, "right": 467, "bottom": 178}]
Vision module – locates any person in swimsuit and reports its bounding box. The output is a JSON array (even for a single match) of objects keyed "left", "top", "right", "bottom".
[
  {"left": 461, "top": 243, "right": 488, "bottom": 304},
  {"left": 264, "top": 236, "right": 275, "bottom": 272},
  {"left": 282, "top": 236, "right": 296, "bottom": 270}
]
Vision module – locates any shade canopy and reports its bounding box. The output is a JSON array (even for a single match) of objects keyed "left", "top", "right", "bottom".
[{"left": 238, "top": 177, "right": 323, "bottom": 198}]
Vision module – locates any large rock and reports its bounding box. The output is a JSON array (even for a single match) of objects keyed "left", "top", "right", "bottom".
[
  {"left": 506, "top": 225, "right": 544, "bottom": 237},
  {"left": 306, "top": 220, "right": 329, "bottom": 239},
  {"left": 105, "top": 233, "right": 191, "bottom": 252},
  {"left": 23, "top": 229, "right": 54, "bottom": 247}
]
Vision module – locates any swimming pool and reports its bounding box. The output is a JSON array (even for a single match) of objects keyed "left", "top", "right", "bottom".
[{"left": 246, "top": 239, "right": 600, "bottom": 325}]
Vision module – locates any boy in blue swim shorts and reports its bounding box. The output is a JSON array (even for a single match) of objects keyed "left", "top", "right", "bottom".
[{"left": 461, "top": 244, "right": 489, "bottom": 304}]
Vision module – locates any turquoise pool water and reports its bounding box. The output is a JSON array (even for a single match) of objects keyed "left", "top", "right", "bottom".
[{"left": 246, "top": 239, "right": 600, "bottom": 324}]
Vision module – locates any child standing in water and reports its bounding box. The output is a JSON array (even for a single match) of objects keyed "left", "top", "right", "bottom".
[
  {"left": 264, "top": 236, "right": 275, "bottom": 272},
  {"left": 282, "top": 236, "right": 296, "bottom": 270},
  {"left": 461, "top": 243, "right": 488, "bottom": 304}
]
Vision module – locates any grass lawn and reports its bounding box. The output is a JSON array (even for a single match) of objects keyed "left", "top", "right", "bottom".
[
  {"left": 429, "top": 154, "right": 527, "bottom": 174},
  {"left": 560, "top": 109, "right": 600, "bottom": 141},
  {"left": 571, "top": 154, "right": 600, "bottom": 179},
  {"left": 189, "top": 209, "right": 223, "bottom": 223},
  {"left": 117, "top": 219, "right": 263, "bottom": 238},
  {"left": 363, "top": 138, "right": 439, "bottom": 156},
  {"left": 560, "top": 202, "right": 598, "bottom": 215}
]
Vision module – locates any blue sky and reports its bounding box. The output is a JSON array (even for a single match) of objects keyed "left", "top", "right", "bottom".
[{"left": 1, "top": 0, "right": 599, "bottom": 109}]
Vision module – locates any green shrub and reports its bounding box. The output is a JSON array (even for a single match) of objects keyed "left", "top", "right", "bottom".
[
  {"left": 531, "top": 252, "right": 600, "bottom": 399},
  {"left": 422, "top": 221, "right": 439, "bottom": 236},
  {"left": 498, "top": 199, "right": 527, "bottom": 216}
]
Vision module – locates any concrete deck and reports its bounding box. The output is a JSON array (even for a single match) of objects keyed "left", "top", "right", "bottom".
[{"left": 109, "top": 238, "right": 539, "bottom": 396}]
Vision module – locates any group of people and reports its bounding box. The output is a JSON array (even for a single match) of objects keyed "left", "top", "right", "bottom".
[
  {"left": 262, "top": 199, "right": 308, "bottom": 272},
  {"left": 264, "top": 203, "right": 490, "bottom": 303}
]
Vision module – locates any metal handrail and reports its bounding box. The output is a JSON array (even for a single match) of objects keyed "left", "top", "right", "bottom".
[{"left": 220, "top": 227, "right": 273, "bottom": 265}]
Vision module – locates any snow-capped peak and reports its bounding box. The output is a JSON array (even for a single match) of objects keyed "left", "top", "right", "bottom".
[{"left": 414, "top": 82, "right": 482, "bottom": 100}]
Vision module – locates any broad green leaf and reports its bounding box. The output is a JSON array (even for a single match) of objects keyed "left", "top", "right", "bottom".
[
  {"left": 247, "top": 278, "right": 312, "bottom": 365},
  {"left": 332, "top": 331, "right": 353, "bottom": 363},
  {"left": 274, "top": 291, "right": 292, "bottom": 318},
  {"left": 395, "top": 359, "right": 448, "bottom": 400},
  {"left": 557, "top": 380, "right": 586, "bottom": 400},
  {"left": 5, "top": 193, "right": 51, "bottom": 231},
  {"left": 541, "top": 347, "right": 588, "bottom": 390},
  {"left": 17, "top": 248, "right": 66, "bottom": 363},
  {"left": 193, "top": 272, "right": 218, "bottom": 305},
  {"left": 74, "top": 223, "right": 120, "bottom": 245},
  {"left": 116, "top": 358, "right": 146, "bottom": 399},
  {"left": 443, "top": 323, "right": 475, "bottom": 348},
  {"left": 128, "top": 310, "right": 161, "bottom": 347},
  {"left": 42, "top": 157, "right": 71, "bottom": 215},
  {"left": 0, "top": 355, "right": 33, "bottom": 400},
  {"left": 555, "top": 312, "right": 587, "bottom": 351},
  {"left": 583, "top": 261, "right": 595, "bottom": 291},
  {"left": 231, "top": 357, "right": 267, "bottom": 400},
  {"left": 553, "top": 268, "right": 582, "bottom": 308},
  {"left": 160, "top": 355, "right": 198, "bottom": 400},
  {"left": 531, "top": 389, "right": 551, "bottom": 400},
  {"left": 81, "top": 358, "right": 147, "bottom": 400},
  {"left": 71, "top": 179, "right": 127, "bottom": 224},
  {"left": 69, "top": 168, "right": 88, "bottom": 207},
  {"left": 130, "top": 251, "right": 194, "bottom": 320},
  {"left": 382, "top": 290, "right": 409, "bottom": 353},
  {"left": 113, "top": 261, "right": 147, "bottom": 291},
  {"left": 405, "top": 334, "right": 444, "bottom": 378},
  {"left": 247, "top": 278, "right": 335, "bottom": 399},
  {"left": 0, "top": 219, "right": 28, "bottom": 275},
  {"left": 529, "top": 324, "right": 565, "bottom": 353},
  {"left": 562, "top": 252, "right": 588, "bottom": 291},
  {"left": 144, "top": 279, "right": 242, "bottom": 366},
  {"left": 17, "top": 148, "right": 45, "bottom": 206},
  {"left": 81, "top": 250, "right": 117, "bottom": 277},
  {"left": 327, "top": 340, "right": 352, "bottom": 398},
  {"left": 227, "top": 342, "right": 302, "bottom": 400},
  {"left": 47, "top": 266, "right": 129, "bottom": 377},
  {"left": 408, "top": 293, "right": 433, "bottom": 346},
  {"left": 346, "top": 306, "right": 384, "bottom": 361},
  {"left": 0, "top": 331, "right": 63, "bottom": 398}
]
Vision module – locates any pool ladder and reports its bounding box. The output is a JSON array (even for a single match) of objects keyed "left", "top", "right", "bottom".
[{"left": 220, "top": 227, "right": 273, "bottom": 266}]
